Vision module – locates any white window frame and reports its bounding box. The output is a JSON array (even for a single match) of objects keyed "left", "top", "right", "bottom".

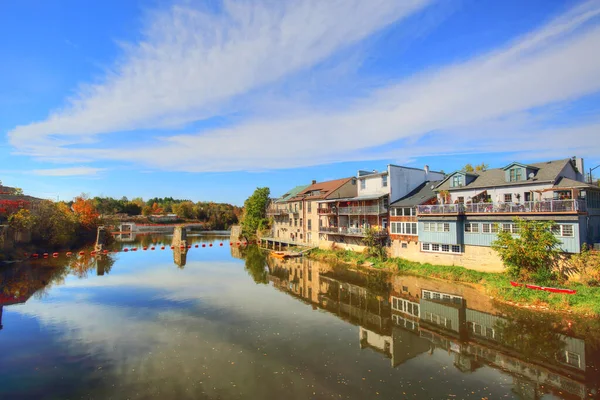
[
  {"left": 382, "top": 175, "right": 388, "bottom": 187},
  {"left": 421, "top": 242, "right": 461, "bottom": 254}
]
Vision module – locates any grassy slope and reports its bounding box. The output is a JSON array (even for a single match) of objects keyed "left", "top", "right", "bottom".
[{"left": 309, "top": 249, "right": 600, "bottom": 316}]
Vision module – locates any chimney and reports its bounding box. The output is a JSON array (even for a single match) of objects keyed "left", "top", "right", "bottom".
[
  {"left": 312, "top": 180, "right": 317, "bottom": 185},
  {"left": 572, "top": 157, "right": 585, "bottom": 181},
  {"left": 424, "top": 165, "right": 429, "bottom": 175}
]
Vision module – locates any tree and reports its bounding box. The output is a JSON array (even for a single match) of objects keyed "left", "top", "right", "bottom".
[
  {"left": 462, "top": 162, "right": 488, "bottom": 173},
  {"left": 72, "top": 195, "right": 100, "bottom": 229},
  {"left": 240, "top": 187, "right": 270, "bottom": 239},
  {"left": 363, "top": 227, "right": 387, "bottom": 261},
  {"left": 491, "top": 218, "right": 563, "bottom": 282},
  {"left": 12, "top": 187, "right": 24, "bottom": 195},
  {"left": 142, "top": 205, "right": 152, "bottom": 216},
  {"left": 8, "top": 209, "right": 35, "bottom": 241}
]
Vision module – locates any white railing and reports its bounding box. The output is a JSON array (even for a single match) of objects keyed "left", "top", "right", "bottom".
[
  {"left": 337, "top": 205, "right": 387, "bottom": 215},
  {"left": 417, "top": 199, "right": 587, "bottom": 215},
  {"left": 319, "top": 226, "right": 387, "bottom": 236}
]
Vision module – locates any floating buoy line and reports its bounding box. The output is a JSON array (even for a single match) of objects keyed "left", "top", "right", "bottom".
[{"left": 22, "top": 241, "right": 254, "bottom": 259}]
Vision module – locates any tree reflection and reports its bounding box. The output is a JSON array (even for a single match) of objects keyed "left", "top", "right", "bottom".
[{"left": 240, "top": 245, "right": 268, "bottom": 284}]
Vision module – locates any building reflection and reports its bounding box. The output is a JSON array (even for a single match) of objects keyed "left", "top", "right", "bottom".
[{"left": 265, "top": 257, "right": 599, "bottom": 400}]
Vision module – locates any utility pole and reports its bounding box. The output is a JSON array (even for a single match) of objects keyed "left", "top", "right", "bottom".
[{"left": 590, "top": 165, "right": 600, "bottom": 184}]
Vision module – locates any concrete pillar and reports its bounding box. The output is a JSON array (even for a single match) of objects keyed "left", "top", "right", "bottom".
[
  {"left": 95, "top": 226, "right": 107, "bottom": 251},
  {"left": 172, "top": 226, "right": 187, "bottom": 248}
]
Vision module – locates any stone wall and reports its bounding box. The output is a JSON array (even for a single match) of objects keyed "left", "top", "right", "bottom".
[
  {"left": 390, "top": 240, "right": 505, "bottom": 273},
  {"left": 230, "top": 225, "right": 242, "bottom": 241}
]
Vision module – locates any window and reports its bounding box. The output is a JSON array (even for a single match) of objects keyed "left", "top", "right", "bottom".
[
  {"left": 401, "top": 243, "right": 407, "bottom": 249},
  {"left": 402, "top": 207, "right": 414, "bottom": 216},
  {"left": 452, "top": 175, "right": 463, "bottom": 187},
  {"left": 382, "top": 175, "right": 388, "bottom": 187},
  {"left": 307, "top": 202, "right": 312, "bottom": 212},
  {"left": 391, "top": 222, "right": 418, "bottom": 235},
  {"left": 294, "top": 219, "right": 298, "bottom": 227},
  {"left": 509, "top": 168, "right": 522, "bottom": 182},
  {"left": 360, "top": 179, "right": 366, "bottom": 190},
  {"left": 443, "top": 223, "right": 450, "bottom": 232},
  {"left": 511, "top": 224, "right": 520, "bottom": 234},
  {"left": 423, "top": 222, "right": 430, "bottom": 232},
  {"left": 504, "top": 194, "right": 512, "bottom": 202},
  {"left": 482, "top": 223, "right": 490, "bottom": 233},
  {"left": 307, "top": 219, "right": 312, "bottom": 230},
  {"left": 491, "top": 223, "right": 499, "bottom": 233},
  {"left": 502, "top": 223, "right": 512, "bottom": 233},
  {"left": 465, "top": 223, "right": 472, "bottom": 233},
  {"left": 552, "top": 224, "right": 574, "bottom": 237},
  {"left": 421, "top": 243, "right": 461, "bottom": 254}
]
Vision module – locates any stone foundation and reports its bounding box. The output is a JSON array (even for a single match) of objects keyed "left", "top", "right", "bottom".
[{"left": 390, "top": 240, "right": 505, "bottom": 273}]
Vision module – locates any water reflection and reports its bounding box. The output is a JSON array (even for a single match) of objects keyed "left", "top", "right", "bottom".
[
  {"left": 0, "top": 236, "right": 598, "bottom": 399},
  {"left": 266, "top": 256, "right": 600, "bottom": 399}
]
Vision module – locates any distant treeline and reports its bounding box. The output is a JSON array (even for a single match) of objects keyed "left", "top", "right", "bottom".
[{"left": 88, "top": 196, "right": 242, "bottom": 230}]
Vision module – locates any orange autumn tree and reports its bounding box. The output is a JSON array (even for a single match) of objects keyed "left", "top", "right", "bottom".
[{"left": 72, "top": 195, "right": 100, "bottom": 229}]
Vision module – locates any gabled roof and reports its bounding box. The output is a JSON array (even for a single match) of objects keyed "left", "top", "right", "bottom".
[
  {"left": 553, "top": 177, "right": 600, "bottom": 190},
  {"left": 502, "top": 162, "right": 539, "bottom": 171},
  {"left": 435, "top": 158, "right": 573, "bottom": 192},
  {"left": 289, "top": 177, "right": 354, "bottom": 201},
  {"left": 390, "top": 181, "right": 441, "bottom": 207},
  {"left": 274, "top": 184, "right": 311, "bottom": 203}
]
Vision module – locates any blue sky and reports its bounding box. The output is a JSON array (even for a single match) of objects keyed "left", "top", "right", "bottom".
[{"left": 1, "top": 0, "right": 600, "bottom": 205}]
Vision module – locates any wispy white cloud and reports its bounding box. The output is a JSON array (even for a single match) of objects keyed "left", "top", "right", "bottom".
[
  {"left": 31, "top": 166, "right": 106, "bottom": 176},
  {"left": 7, "top": 0, "right": 600, "bottom": 172}
]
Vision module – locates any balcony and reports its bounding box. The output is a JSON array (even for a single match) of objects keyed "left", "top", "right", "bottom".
[
  {"left": 337, "top": 205, "right": 387, "bottom": 215},
  {"left": 317, "top": 207, "right": 337, "bottom": 215},
  {"left": 266, "top": 207, "right": 289, "bottom": 216},
  {"left": 417, "top": 199, "right": 587, "bottom": 215},
  {"left": 319, "top": 226, "right": 387, "bottom": 237}
]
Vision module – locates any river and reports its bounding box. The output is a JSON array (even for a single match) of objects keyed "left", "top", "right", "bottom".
[{"left": 0, "top": 233, "right": 598, "bottom": 399}]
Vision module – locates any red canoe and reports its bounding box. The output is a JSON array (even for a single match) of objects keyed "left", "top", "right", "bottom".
[{"left": 510, "top": 281, "right": 576, "bottom": 295}]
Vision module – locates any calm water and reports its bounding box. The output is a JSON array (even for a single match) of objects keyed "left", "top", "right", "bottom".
[{"left": 1, "top": 233, "right": 598, "bottom": 400}]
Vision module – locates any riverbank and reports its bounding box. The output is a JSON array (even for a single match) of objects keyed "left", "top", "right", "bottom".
[{"left": 308, "top": 248, "right": 600, "bottom": 317}]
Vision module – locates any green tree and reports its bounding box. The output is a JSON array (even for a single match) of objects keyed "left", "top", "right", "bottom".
[
  {"left": 363, "top": 227, "right": 387, "bottom": 261},
  {"left": 240, "top": 187, "right": 270, "bottom": 239},
  {"left": 491, "top": 218, "right": 563, "bottom": 282},
  {"left": 462, "top": 162, "right": 488, "bottom": 173},
  {"left": 241, "top": 245, "right": 269, "bottom": 284}
]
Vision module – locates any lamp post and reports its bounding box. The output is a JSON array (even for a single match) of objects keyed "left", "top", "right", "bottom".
[{"left": 590, "top": 165, "right": 600, "bottom": 184}]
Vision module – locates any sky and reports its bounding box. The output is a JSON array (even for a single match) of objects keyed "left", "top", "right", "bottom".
[{"left": 1, "top": 0, "right": 600, "bottom": 205}]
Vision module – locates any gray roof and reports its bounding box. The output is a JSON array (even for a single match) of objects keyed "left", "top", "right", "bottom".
[
  {"left": 436, "top": 159, "right": 573, "bottom": 192},
  {"left": 553, "top": 177, "right": 600, "bottom": 189},
  {"left": 390, "top": 181, "right": 441, "bottom": 207},
  {"left": 320, "top": 193, "right": 386, "bottom": 203}
]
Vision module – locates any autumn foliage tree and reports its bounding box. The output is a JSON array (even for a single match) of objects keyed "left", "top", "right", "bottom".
[{"left": 72, "top": 195, "right": 100, "bottom": 229}]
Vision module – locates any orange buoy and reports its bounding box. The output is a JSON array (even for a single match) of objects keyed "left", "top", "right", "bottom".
[
  {"left": 187, "top": 245, "right": 192, "bottom": 249},
  {"left": 161, "top": 246, "right": 165, "bottom": 250},
  {"left": 229, "top": 243, "right": 233, "bottom": 246},
  {"left": 52, "top": 252, "right": 59, "bottom": 257},
  {"left": 143, "top": 247, "right": 148, "bottom": 251},
  {"left": 151, "top": 247, "right": 155, "bottom": 250},
  {"left": 66, "top": 252, "right": 73, "bottom": 256},
  {"left": 124, "top": 248, "right": 129, "bottom": 252},
  {"left": 219, "top": 243, "right": 223, "bottom": 246},
  {"left": 24, "top": 252, "right": 29, "bottom": 257},
  {"left": 209, "top": 243, "right": 213, "bottom": 247},
  {"left": 202, "top": 244, "right": 206, "bottom": 247},
  {"left": 43, "top": 253, "right": 49, "bottom": 258},
  {"left": 195, "top": 244, "right": 199, "bottom": 248},
  {"left": 33, "top": 253, "right": 39, "bottom": 258},
  {"left": 79, "top": 251, "right": 85, "bottom": 255},
  {"left": 170, "top": 246, "right": 175, "bottom": 249},
  {"left": 132, "top": 247, "right": 137, "bottom": 251},
  {"left": 103, "top": 249, "right": 109, "bottom": 254}
]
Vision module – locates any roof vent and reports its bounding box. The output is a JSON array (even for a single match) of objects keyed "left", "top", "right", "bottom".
[{"left": 312, "top": 180, "right": 316, "bottom": 185}]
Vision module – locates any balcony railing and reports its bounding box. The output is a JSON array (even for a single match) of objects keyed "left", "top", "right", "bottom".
[
  {"left": 417, "top": 199, "right": 587, "bottom": 215},
  {"left": 337, "top": 205, "right": 387, "bottom": 215},
  {"left": 319, "top": 226, "right": 387, "bottom": 236},
  {"left": 266, "top": 207, "right": 289, "bottom": 216},
  {"left": 317, "top": 207, "right": 337, "bottom": 215}
]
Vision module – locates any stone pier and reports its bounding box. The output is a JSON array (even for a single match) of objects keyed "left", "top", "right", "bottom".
[
  {"left": 95, "top": 226, "right": 107, "bottom": 252},
  {"left": 172, "top": 226, "right": 188, "bottom": 248}
]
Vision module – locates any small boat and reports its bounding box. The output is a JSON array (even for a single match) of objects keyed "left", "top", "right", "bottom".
[
  {"left": 510, "top": 281, "right": 576, "bottom": 295},
  {"left": 270, "top": 251, "right": 302, "bottom": 260}
]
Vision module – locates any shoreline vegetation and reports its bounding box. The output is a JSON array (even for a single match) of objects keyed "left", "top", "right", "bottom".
[{"left": 308, "top": 248, "right": 600, "bottom": 317}]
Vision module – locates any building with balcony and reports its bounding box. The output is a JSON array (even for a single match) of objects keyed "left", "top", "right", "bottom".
[
  {"left": 287, "top": 177, "right": 357, "bottom": 246},
  {"left": 267, "top": 184, "right": 311, "bottom": 245},
  {"left": 388, "top": 180, "right": 441, "bottom": 259},
  {"left": 318, "top": 165, "right": 444, "bottom": 250},
  {"left": 414, "top": 158, "right": 600, "bottom": 271}
]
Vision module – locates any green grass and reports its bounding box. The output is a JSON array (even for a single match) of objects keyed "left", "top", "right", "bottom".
[{"left": 309, "top": 248, "right": 600, "bottom": 316}]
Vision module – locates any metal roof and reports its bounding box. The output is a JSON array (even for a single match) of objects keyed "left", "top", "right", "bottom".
[{"left": 390, "top": 181, "right": 441, "bottom": 207}]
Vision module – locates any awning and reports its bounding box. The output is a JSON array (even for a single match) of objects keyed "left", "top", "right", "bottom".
[{"left": 318, "top": 194, "right": 386, "bottom": 203}]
